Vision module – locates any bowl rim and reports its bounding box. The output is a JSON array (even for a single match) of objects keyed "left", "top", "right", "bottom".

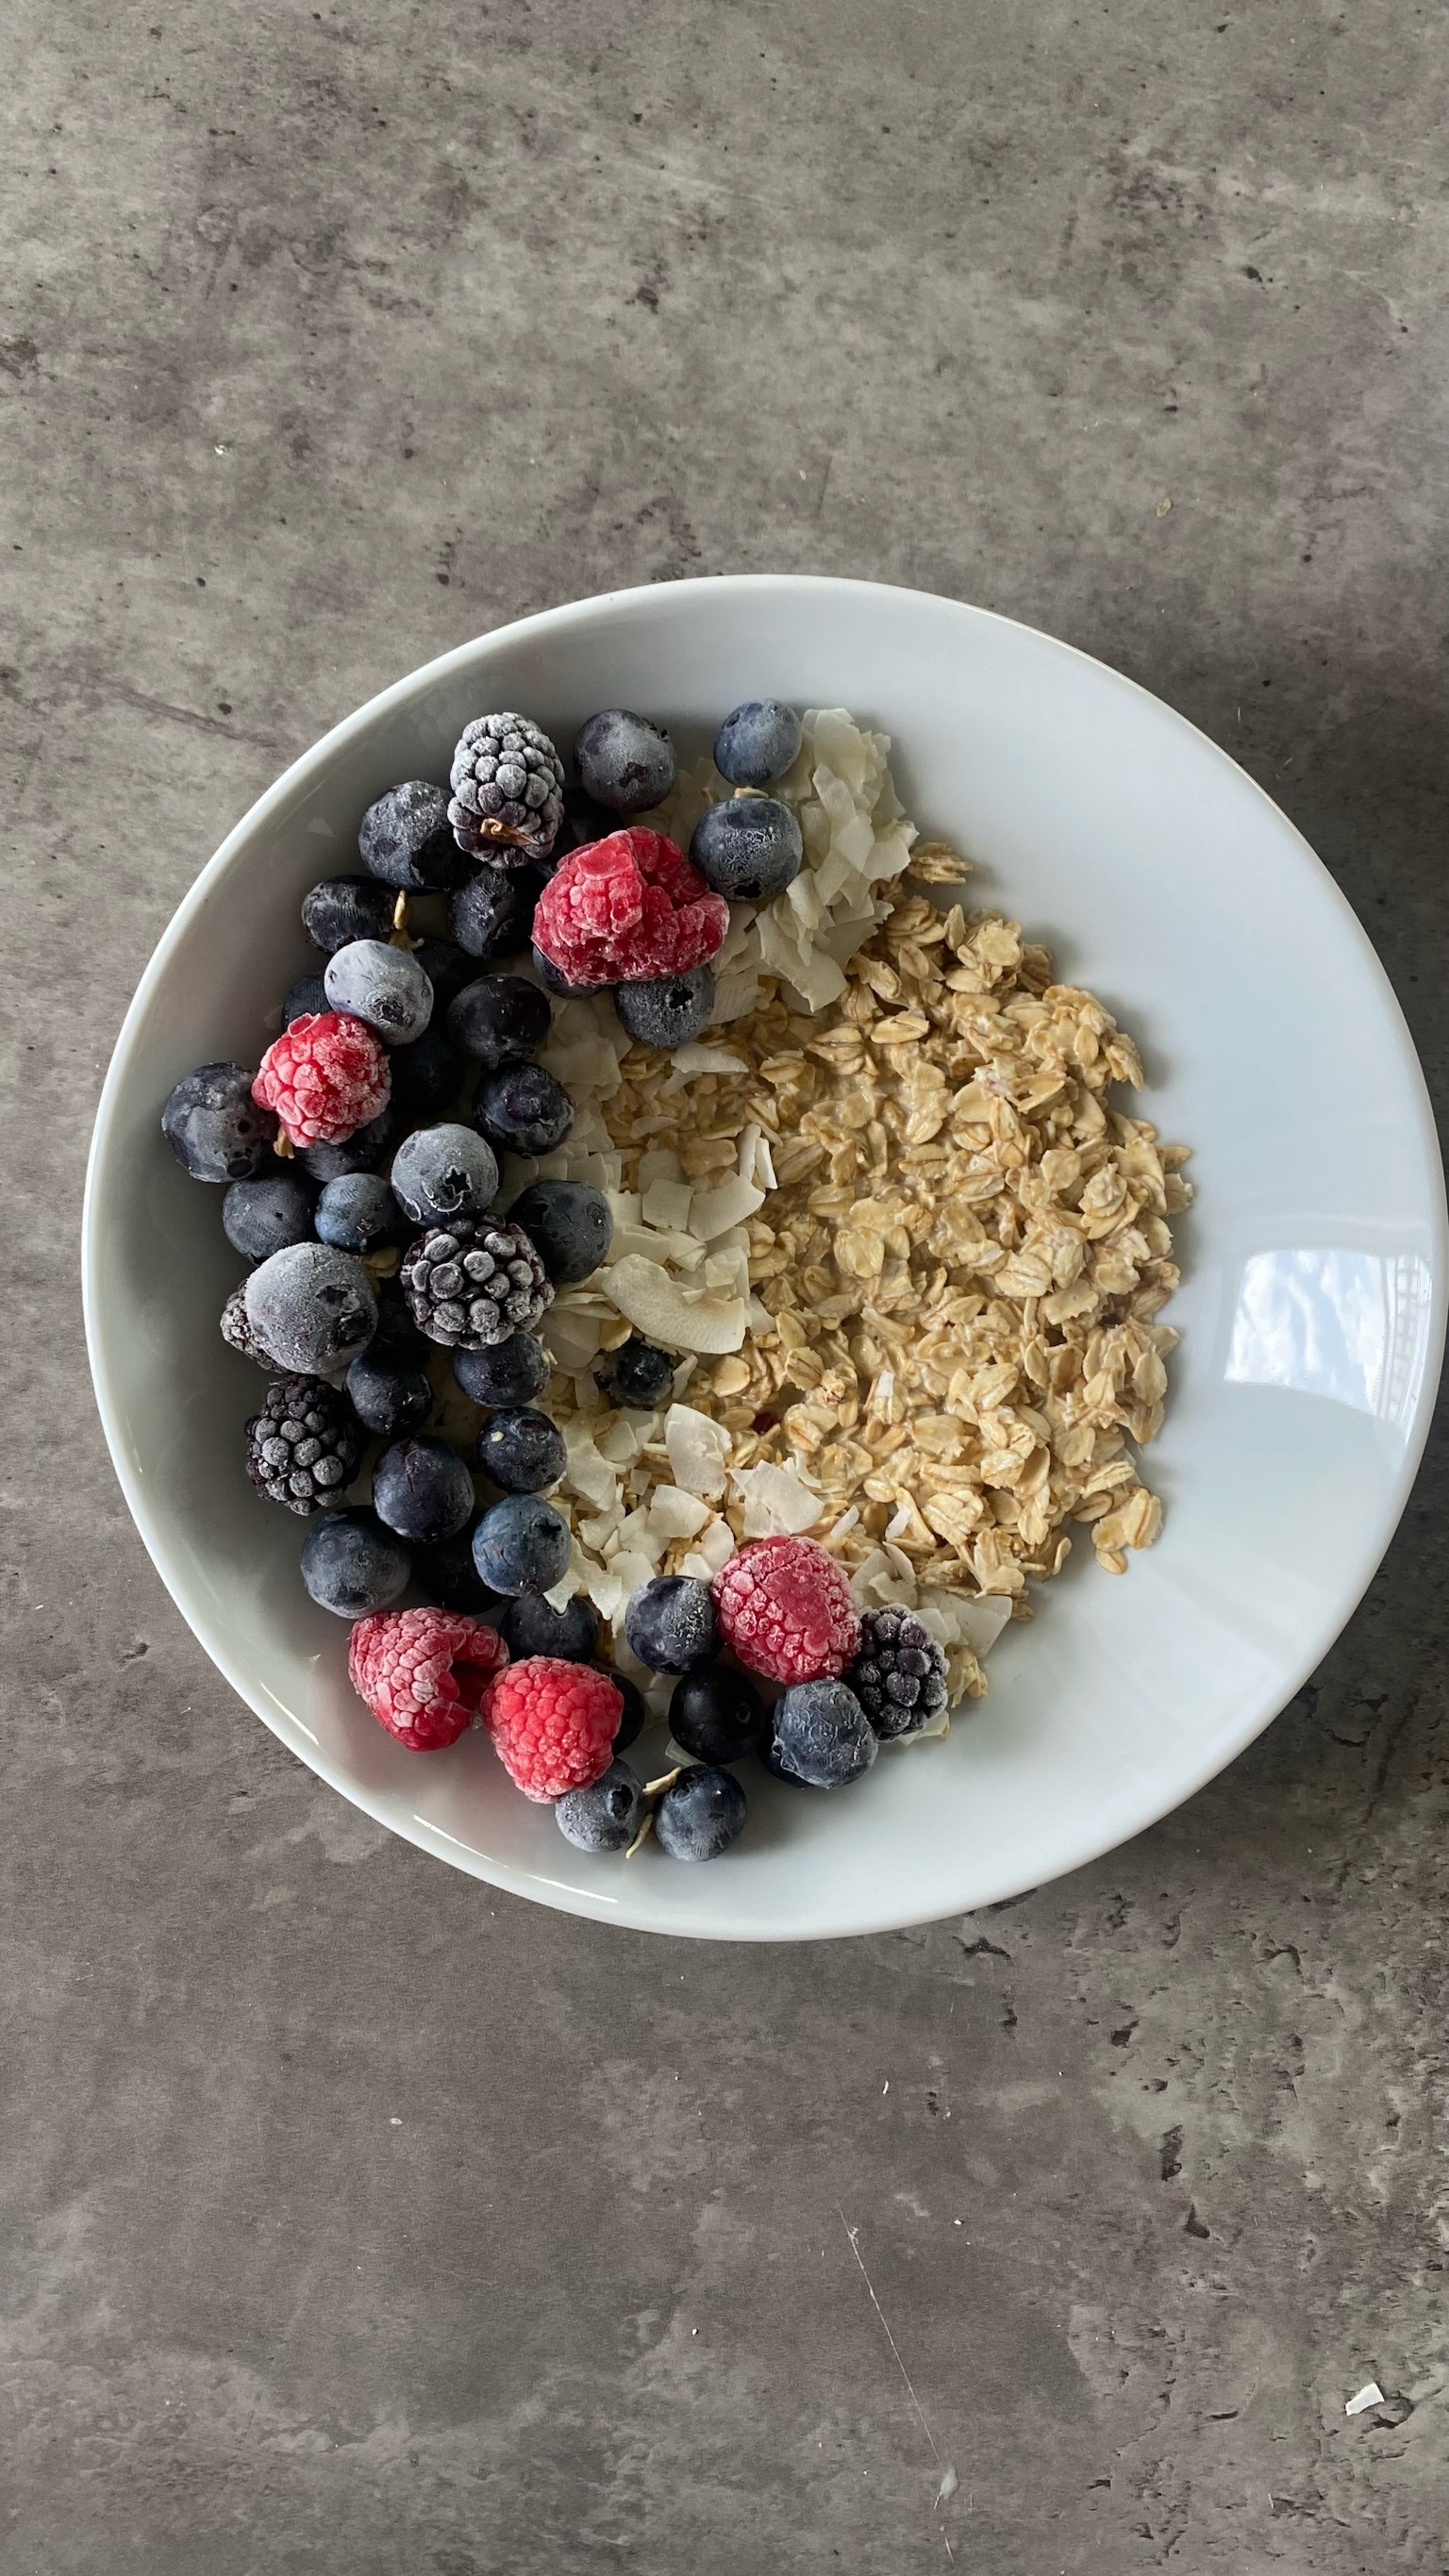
[{"left": 83, "top": 573, "right": 1449, "bottom": 1938}]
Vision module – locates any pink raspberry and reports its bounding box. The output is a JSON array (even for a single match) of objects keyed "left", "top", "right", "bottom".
[
  {"left": 532, "top": 828, "right": 729, "bottom": 989},
  {"left": 480, "top": 1656, "right": 623, "bottom": 1802},
  {"left": 252, "top": 1011, "right": 391, "bottom": 1149},
  {"left": 712, "top": 1537, "right": 861, "bottom": 1684},
  {"left": 348, "top": 1607, "right": 508, "bottom": 1752}
]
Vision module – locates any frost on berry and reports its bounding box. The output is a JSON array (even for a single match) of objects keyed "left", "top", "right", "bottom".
[
  {"left": 712, "top": 1537, "right": 860, "bottom": 1684},
  {"left": 532, "top": 829, "right": 729, "bottom": 989},
  {"left": 480, "top": 1656, "right": 622, "bottom": 1802},
  {"left": 348, "top": 1607, "right": 508, "bottom": 1752},
  {"left": 252, "top": 1011, "right": 391, "bottom": 1149}
]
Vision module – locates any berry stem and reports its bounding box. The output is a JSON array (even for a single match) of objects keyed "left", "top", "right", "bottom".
[
  {"left": 624, "top": 1810, "right": 656, "bottom": 1859},
  {"left": 273, "top": 1132, "right": 294, "bottom": 1159}
]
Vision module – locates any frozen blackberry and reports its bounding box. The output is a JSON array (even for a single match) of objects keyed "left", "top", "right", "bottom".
[
  {"left": 593, "top": 1337, "right": 675, "bottom": 1409},
  {"left": 613, "top": 966, "right": 715, "bottom": 1049},
  {"left": 508, "top": 1179, "right": 612, "bottom": 1286},
  {"left": 713, "top": 699, "right": 803, "bottom": 788},
  {"left": 453, "top": 1332, "right": 550, "bottom": 1408},
  {"left": 221, "top": 1285, "right": 279, "bottom": 1368},
  {"left": 297, "top": 1105, "right": 396, "bottom": 1184},
  {"left": 324, "top": 939, "right": 433, "bottom": 1044},
  {"left": 449, "top": 863, "right": 533, "bottom": 962},
  {"left": 344, "top": 1343, "right": 432, "bottom": 1438},
  {"left": 301, "top": 1509, "right": 411, "bottom": 1617},
  {"left": 477, "top": 1406, "right": 566, "bottom": 1495},
  {"left": 283, "top": 972, "right": 329, "bottom": 1026},
  {"left": 401, "top": 1216, "right": 553, "bottom": 1348},
  {"left": 222, "top": 1171, "right": 316, "bottom": 1263},
  {"left": 358, "top": 780, "right": 464, "bottom": 891},
  {"left": 373, "top": 1435, "right": 475, "bottom": 1546},
  {"left": 690, "top": 796, "right": 803, "bottom": 901},
  {"left": 473, "top": 1062, "right": 575, "bottom": 1157},
  {"left": 472, "top": 1493, "right": 570, "bottom": 1595},
  {"left": 448, "top": 713, "right": 565, "bottom": 862},
  {"left": 244, "top": 1241, "right": 378, "bottom": 1373},
  {"left": 390, "top": 1123, "right": 499, "bottom": 1228},
  {"left": 316, "top": 1172, "right": 405, "bottom": 1255},
  {"left": 389, "top": 1025, "right": 463, "bottom": 1121},
  {"left": 301, "top": 875, "right": 395, "bottom": 954},
  {"left": 574, "top": 708, "right": 676, "bottom": 815},
  {"left": 161, "top": 1062, "right": 276, "bottom": 1183},
  {"left": 555, "top": 1758, "right": 644, "bottom": 1854},
  {"left": 502, "top": 1590, "right": 599, "bottom": 1663},
  {"left": 846, "top": 1605, "right": 949, "bottom": 1739},
  {"left": 245, "top": 1374, "right": 364, "bottom": 1515},
  {"left": 447, "top": 974, "right": 550, "bottom": 1069}
]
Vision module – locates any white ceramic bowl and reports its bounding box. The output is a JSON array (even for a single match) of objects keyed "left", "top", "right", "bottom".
[{"left": 84, "top": 577, "right": 1446, "bottom": 1941}]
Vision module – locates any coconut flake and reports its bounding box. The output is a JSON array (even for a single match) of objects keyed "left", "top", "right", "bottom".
[
  {"left": 602, "top": 1255, "right": 747, "bottom": 1354},
  {"left": 641, "top": 1177, "right": 695, "bottom": 1232},
  {"left": 664, "top": 1403, "right": 732, "bottom": 1500},
  {"left": 647, "top": 1484, "right": 713, "bottom": 1540},
  {"left": 731, "top": 1461, "right": 822, "bottom": 1537},
  {"left": 690, "top": 1174, "right": 766, "bottom": 1239}
]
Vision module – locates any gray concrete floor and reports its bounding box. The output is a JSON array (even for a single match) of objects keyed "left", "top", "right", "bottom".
[{"left": 4, "top": 3, "right": 1446, "bottom": 2569}]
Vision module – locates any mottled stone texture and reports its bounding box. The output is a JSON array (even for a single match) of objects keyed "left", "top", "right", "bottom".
[{"left": 2, "top": 1, "right": 1445, "bottom": 2568}]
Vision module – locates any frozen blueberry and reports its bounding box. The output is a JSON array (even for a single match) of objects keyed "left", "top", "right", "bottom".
[
  {"left": 756, "top": 1731, "right": 809, "bottom": 1791},
  {"left": 389, "top": 1025, "right": 464, "bottom": 1121},
  {"left": 283, "top": 972, "right": 329, "bottom": 1026},
  {"left": 669, "top": 1667, "right": 766, "bottom": 1766},
  {"left": 531, "top": 941, "right": 605, "bottom": 998},
  {"left": 556, "top": 1758, "right": 644, "bottom": 1854},
  {"left": 453, "top": 1333, "right": 550, "bottom": 1408},
  {"left": 408, "top": 938, "right": 475, "bottom": 1008},
  {"left": 325, "top": 939, "right": 433, "bottom": 1045},
  {"left": 358, "top": 780, "right": 462, "bottom": 891},
  {"left": 690, "top": 796, "right": 803, "bottom": 901},
  {"left": 558, "top": 778, "right": 615, "bottom": 852},
  {"left": 244, "top": 1241, "right": 377, "bottom": 1373},
  {"left": 472, "top": 1494, "right": 571, "bottom": 1596},
  {"left": 713, "top": 699, "right": 803, "bottom": 789},
  {"left": 608, "top": 1670, "right": 647, "bottom": 1751},
  {"left": 316, "top": 1172, "right": 405, "bottom": 1255},
  {"left": 300, "top": 1508, "right": 411, "bottom": 1618},
  {"left": 222, "top": 1171, "right": 315, "bottom": 1262},
  {"left": 624, "top": 1575, "right": 718, "bottom": 1674},
  {"left": 473, "top": 1062, "right": 575, "bottom": 1157},
  {"left": 502, "top": 1589, "right": 600, "bottom": 1662},
  {"left": 301, "top": 875, "right": 395, "bottom": 954},
  {"left": 613, "top": 966, "right": 715, "bottom": 1049},
  {"left": 593, "top": 1337, "right": 675, "bottom": 1409},
  {"left": 574, "top": 708, "right": 675, "bottom": 816},
  {"left": 344, "top": 1343, "right": 432, "bottom": 1438},
  {"left": 770, "top": 1679, "right": 877, "bottom": 1788},
  {"left": 372, "top": 1435, "right": 475, "bottom": 1546},
  {"left": 420, "top": 1519, "right": 504, "bottom": 1616},
  {"left": 654, "top": 1765, "right": 748, "bottom": 1862},
  {"left": 450, "top": 864, "right": 532, "bottom": 963},
  {"left": 508, "top": 1180, "right": 612, "bottom": 1285},
  {"left": 161, "top": 1062, "right": 276, "bottom": 1183},
  {"left": 297, "top": 1105, "right": 397, "bottom": 1184},
  {"left": 447, "top": 974, "right": 551, "bottom": 1069},
  {"left": 390, "top": 1124, "right": 499, "bottom": 1227},
  {"left": 477, "top": 1406, "right": 566, "bottom": 1495}
]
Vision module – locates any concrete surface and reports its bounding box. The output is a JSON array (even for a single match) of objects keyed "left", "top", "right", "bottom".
[{"left": 3, "top": 1, "right": 1446, "bottom": 2568}]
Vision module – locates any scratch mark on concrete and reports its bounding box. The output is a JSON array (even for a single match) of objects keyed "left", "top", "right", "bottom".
[{"left": 838, "top": 2206, "right": 956, "bottom": 2561}]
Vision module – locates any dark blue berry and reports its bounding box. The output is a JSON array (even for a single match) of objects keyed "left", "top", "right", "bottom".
[
  {"left": 245, "top": 1242, "right": 377, "bottom": 1372},
  {"left": 344, "top": 1344, "right": 432, "bottom": 1438},
  {"left": 316, "top": 1172, "right": 405, "bottom": 1255},
  {"left": 325, "top": 939, "right": 433, "bottom": 1044},
  {"left": 453, "top": 1333, "right": 550, "bottom": 1408},
  {"left": 420, "top": 1519, "right": 504, "bottom": 1616},
  {"left": 447, "top": 974, "right": 551, "bottom": 1069},
  {"left": 389, "top": 1024, "right": 464, "bottom": 1120},
  {"left": 556, "top": 1758, "right": 644, "bottom": 1853},
  {"left": 390, "top": 1123, "right": 499, "bottom": 1226},
  {"left": 474, "top": 1062, "right": 575, "bottom": 1156},
  {"left": 301, "top": 875, "right": 395, "bottom": 954},
  {"left": 161, "top": 1062, "right": 276, "bottom": 1183},
  {"left": 613, "top": 966, "right": 715, "bottom": 1049},
  {"left": 624, "top": 1575, "right": 717, "bottom": 1673},
  {"left": 608, "top": 1670, "right": 647, "bottom": 1750},
  {"left": 371, "top": 1286, "right": 429, "bottom": 1361},
  {"left": 593, "top": 1338, "right": 675, "bottom": 1408},
  {"left": 757, "top": 1732, "right": 809, "bottom": 1791},
  {"left": 508, "top": 1180, "right": 612, "bottom": 1285},
  {"left": 770, "top": 1679, "right": 877, "bottom": 1788},
  {"left": 502, "top": 1590, "right": 599, "bottom": 1661},
  {"left": 472, "top": 1494, "right": 571, "bottom": 1596},
  {"left": 372, "top": 1435, "right": 475, "bottom": 1545},
  {"left": 690, "top": 796, "right": 803, "bottom": 901},
  {"left": 297, "top": 1105, "right": 396, "bottom": 1183},
  {"left": 574, "top": 708, "right": 676, "bottom": 815},
  {"left": 654, "top": 1765, "right": 747, "bottom": 1862},
  {"left": 300, "top": 1508, "right": 411, "bottom": 1617},
  {"left": 478, "top": 1406, "right": 566, "bottom": 1494},
  {"left": 222, "top": 1171, "right": 315, "bottom": 1261},
  {"left": 713, "top": 699, "right": 803, "bottom": 789},
  {"left": 358, "top": 780, "right": 463, "bottom": 891},
  {"left": 559, "top": 779, "right": 615, "bottom": 851},
  {"left": 532, "top": 941, "right": 604, "bottom": 997},
  {"left": 409, "top": 939, "right": 475, "bottom": 1005},
  {"left": 669, "top": 1666, "right": 766, "bottom": 1765},
  {"left": 450, "top": 866, "right": 532, "bottom": 963},
  {"left": 283, "top": 972, "right": 329, "bottom": 1025}
]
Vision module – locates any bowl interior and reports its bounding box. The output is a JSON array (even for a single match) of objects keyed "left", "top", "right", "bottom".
[{"left": 84, "top": 578, "right": 1446, "bottom": 1938}]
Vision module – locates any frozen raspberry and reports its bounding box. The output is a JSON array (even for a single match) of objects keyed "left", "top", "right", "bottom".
[
  {"left": 480, "top": 1656, "right": 622, "bottom": 1802},
  {"left": 252, "top": 1011, "right": 391, "bottom": 1150},
  {"left": 711, "top": 1537, "right": 860, "bottom": 1684},
  {"left": 531, "top": 828, "right": 729, "bottom": 989},
  {"left": 347, "top": 1606, "right": 508, "bottom": 1753}
]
